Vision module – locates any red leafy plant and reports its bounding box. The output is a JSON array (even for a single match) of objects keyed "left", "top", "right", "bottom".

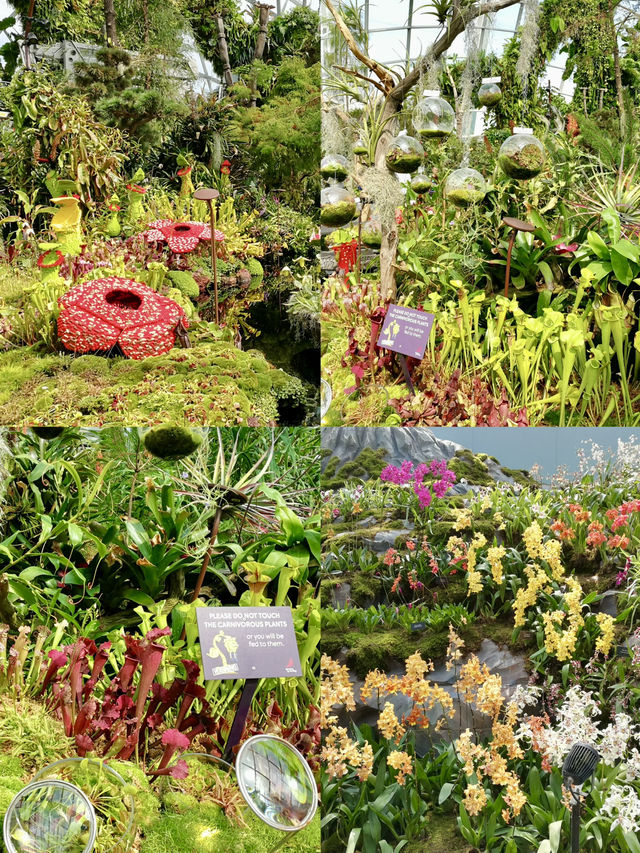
[
  {"left": 391, "top": 368, "right": 529, "bottom": 426},
  {"left": 35, "top": 628, "right": 221, "bottom": 778}
]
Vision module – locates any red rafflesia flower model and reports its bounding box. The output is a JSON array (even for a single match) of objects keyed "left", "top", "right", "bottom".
[
  {"left": 143, "top": 220, "right": 225, "bottom": 254},
  {"left": 57, "top": 276, "right": 188, "bottom": 359}
]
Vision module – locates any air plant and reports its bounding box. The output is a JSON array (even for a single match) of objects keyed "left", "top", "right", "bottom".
[{"left": 578, "top": 163, "right": 640, "bottom": 232}]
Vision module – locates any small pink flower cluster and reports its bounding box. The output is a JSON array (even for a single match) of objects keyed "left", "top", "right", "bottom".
[{"left": 380, "top": 459, "right": 456, "bottom": 509}]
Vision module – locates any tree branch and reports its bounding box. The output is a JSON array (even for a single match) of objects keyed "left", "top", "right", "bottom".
[
  {"left": 323, "top": 0, "right": 396, "bottom": 93},
  {"left": 387, "top": 0, "right": 522, "bottom": 106},
  {"left": 333, "top": 65, "right": 387, "bottom": 94}
]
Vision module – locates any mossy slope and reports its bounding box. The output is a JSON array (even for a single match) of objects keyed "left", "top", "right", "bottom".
[{"left": 0, "top": 342, "right": 306, "bottom": 426}]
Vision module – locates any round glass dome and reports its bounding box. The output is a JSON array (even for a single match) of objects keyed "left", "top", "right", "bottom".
[
  {"left": 33, "top": 758, "right": 135, "bottom": 853},
  {"left": 478, "top": 77, "right": 502, "bottom": 107},
  {"left": 444, "top": 167, "right": 487, "bottom": 207},
  {"left": 413, "top": 90, "right": 455, "bottom": 140},
  {"left": 498, "top": 127, "right": 546, "bottom": 180},
  {"left": 385, "top": 130, "right": 424, "bottom": 174},
  {"left": 411, "top": 170, "right": 432, "bottom": 194},
  {"left": 3, "top": 780, "right": 97, "bottom": 853},
  {"left": 235, "top": 735, "right": 318, "bottom": 832},
  {"left": 320, "top": 184, "right": 357, "bottom": 227},
  {"left": 361, "top": 218, "right": 382, "bottom": 248},
  {"left": 320, "top": 154, "right": 349, "bottom": 182}
]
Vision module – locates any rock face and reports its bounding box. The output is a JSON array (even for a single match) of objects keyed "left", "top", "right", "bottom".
[
  {"left": 323, "top": 427, "right": 462, "bottom": 469},
  {"left": 339, "top": 639, "right": 529, "bottom": 754},
  {"left": 322, "top": 426, "right": 528, "bottom": 490}
]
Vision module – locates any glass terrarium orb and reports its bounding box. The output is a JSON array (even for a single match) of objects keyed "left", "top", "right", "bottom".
[
  {"left": 320, "top": 184, "right": 357, "bottom": 227},
  {"left": 361, "top": 218, "right": 382, "bottom": 248},
  {"left": 385, "top": 130, "right": 424, "bottom": 174},
  {"left": 411, "top": 170, "right": 432, "bottom": 194},
  {"left": 478, "top": 76, "right": 502, "bottom": 107},
  {"left": 498, "top": 127, "right": 546, "bottom": 180},
  {"left": 3, "top": 780, "right": 97, "bottom": 853},
  {"left": 353, "top": 137, "right": 368, "bottom": 156},
  {"left": 33, "top": 758, "right": 135, "bottom": 853},
  {"left": 413, "top": 89, "right": 455, "bottom": 140},
  {"left": 320, "top": 154, "right": 349, "bottom": 182},
  {"left": 444, "top": 167, "right": 487, "bottom": 207}
]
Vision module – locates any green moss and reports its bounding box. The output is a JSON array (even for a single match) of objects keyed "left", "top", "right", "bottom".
[
  {"left": 140, "top": 803, "right": 319, "bottom": 853},
  {"left": 499, "top": 466, "right": 537, "bottom": 487},
  {"left": 0, "top": 337, "right": 310, "bottom": 426},
  {"left": 144, "top": 425, "right": 202, "bottom": 460},
  {"left": 448, "top": 449, "right": 494, "bottom": 486},
  {"left": 427, "top": 519, "right": 496, "bottom": 547},
  {"left": 0, "top": 697, "right": 73, "bottom": 772},
  {"left": 406, "top": 813, "right": 466, "bottom": 853},
  {"left": 342, "top": 627, "right": 451, "bottom": 678},
  {"left": 246, "top": 258, "right": 264, "bottom": 278},
  {"left": 350, "top": 572, "right": 384, "bottom": 607},
  {"left": 69, "top": 355, "right": 111, "bottom": 376},
  {"left": 321, "top": 447, "right": 388, "bottom": 489},
  {"left": 167, "top": 270, "right": 200, "bottom": 300}
]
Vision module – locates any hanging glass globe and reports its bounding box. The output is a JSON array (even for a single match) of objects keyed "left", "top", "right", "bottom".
[
  {"left": 498, "top": 127, "right": 546, "bottom": 180},
  {"left": 411, "top": 170, "right": 432, "bottom": 194},
  {"left": 320, "top": 183, "right": 357, "bottom": 227},
  {"left": 320, "top": 154, "right": 349, "bottom": 182},
  {"left": 385, "top": 130, "right": 424, "bottom": 174},
  {"left": 413, "top": 89, "right": 455, "bottom": 140},
  {"left": 478, "top": 76, "right": 502, "bottom": 107},
  {"left": 353, "top": 137, "right": 368, "bottom": 156},
  {"left": 361, "top": 218, "right": 382, "bottom": 248},
  {"left": 444, "top": 167, "right": 487, "bottom": 207}
]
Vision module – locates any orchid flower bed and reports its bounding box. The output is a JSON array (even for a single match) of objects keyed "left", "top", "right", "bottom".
[
  {"left": 320, "top": 434, "right": 640, "bottom": 853},
  {"left": 0, "top": 426, "right": 321, "bottom": 852}
]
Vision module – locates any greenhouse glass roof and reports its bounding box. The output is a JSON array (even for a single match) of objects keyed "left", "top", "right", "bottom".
[{"left": 322, "top": 0, "right": 573, "bottom": 134}]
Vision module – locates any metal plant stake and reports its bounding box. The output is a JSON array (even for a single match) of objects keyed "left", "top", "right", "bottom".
[{"left": 193, "top": 187, "right": 221, "bottom": 323}]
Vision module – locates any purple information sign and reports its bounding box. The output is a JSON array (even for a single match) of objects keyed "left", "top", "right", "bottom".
[
  {"left": 196, "top": 606, "right": 301, "bottom": 680},
  {"left": 377, "top": 304, "right": 435, "bottom": 360}
]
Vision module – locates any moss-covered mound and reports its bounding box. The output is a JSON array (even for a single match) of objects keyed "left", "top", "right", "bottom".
[
  {"left": 321, "top": 447, "right": 389, "bottom": 489},
  {"left": 0, "top": 342, "right": 307, "bottom": 426},
  {"left": 144, "top": 425, "right": 202, "bottom": 459}
]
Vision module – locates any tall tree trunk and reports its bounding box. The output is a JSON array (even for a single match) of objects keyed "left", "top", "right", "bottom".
[
  {"left": 377, "top": 95, "right": 402, "bottom": 301},
  {"left": 250, "top": 3, "right": 272, "bottom": 107},
  {"left": 216, "top": 14, "right": 234, "bottom": 89},
  {"left": 103, "top": 0, "right": 119, "bottom": 46}
]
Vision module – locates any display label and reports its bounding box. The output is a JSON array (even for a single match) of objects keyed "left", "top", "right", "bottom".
[
  {"left": 377, "top": 304, "right": 434, "bottom": 359},
  {"left": 196, "top": 606, "right": 301, "bottom": 680}
]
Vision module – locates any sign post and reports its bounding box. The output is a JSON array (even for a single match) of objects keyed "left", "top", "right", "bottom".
[
  {"left": 195, "top": 606, "right": 301, "bottom": 761},
  {"left": 377, "top": 304, "right": 435, "bottom": 395}
]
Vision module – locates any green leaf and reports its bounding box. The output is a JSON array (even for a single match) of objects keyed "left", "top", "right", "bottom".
[
  {"left": 538, "top": 261, "right": 554, "bottom": 286},
  {"left": 624, "top": 830, "right": 640, "bottom": 853},
  {"left": 67, "top": 523, "right": 84, "bottom": 547},
  {"left": 610, "top": 249, "right": 632, "bottom": 285},
  {"left": 304, "top": 529, "right": 322, "bottom": 563},
  {"left": 122, "top": 589, "right": 157, "bottom": 608},
  {"left": 612, "top": 239, "right": 640, "bottom": 262},
  {"left": 19, "top": 567, "right": 53, "bottom": 582},
  {"left": 276, "top": 505, "right": 305, "bottom": 545},
  {"left": 438, "top": 782, "right": 454, "bottom": 804},
  {"left": 549, "top": 819, "right": 562, "bottom": 853},
  {"left": 346, "top": 828, "right": 361, "bottom": 853},
  {"left": 586, "top": 231, "right": 610, "bottom": 260}
]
